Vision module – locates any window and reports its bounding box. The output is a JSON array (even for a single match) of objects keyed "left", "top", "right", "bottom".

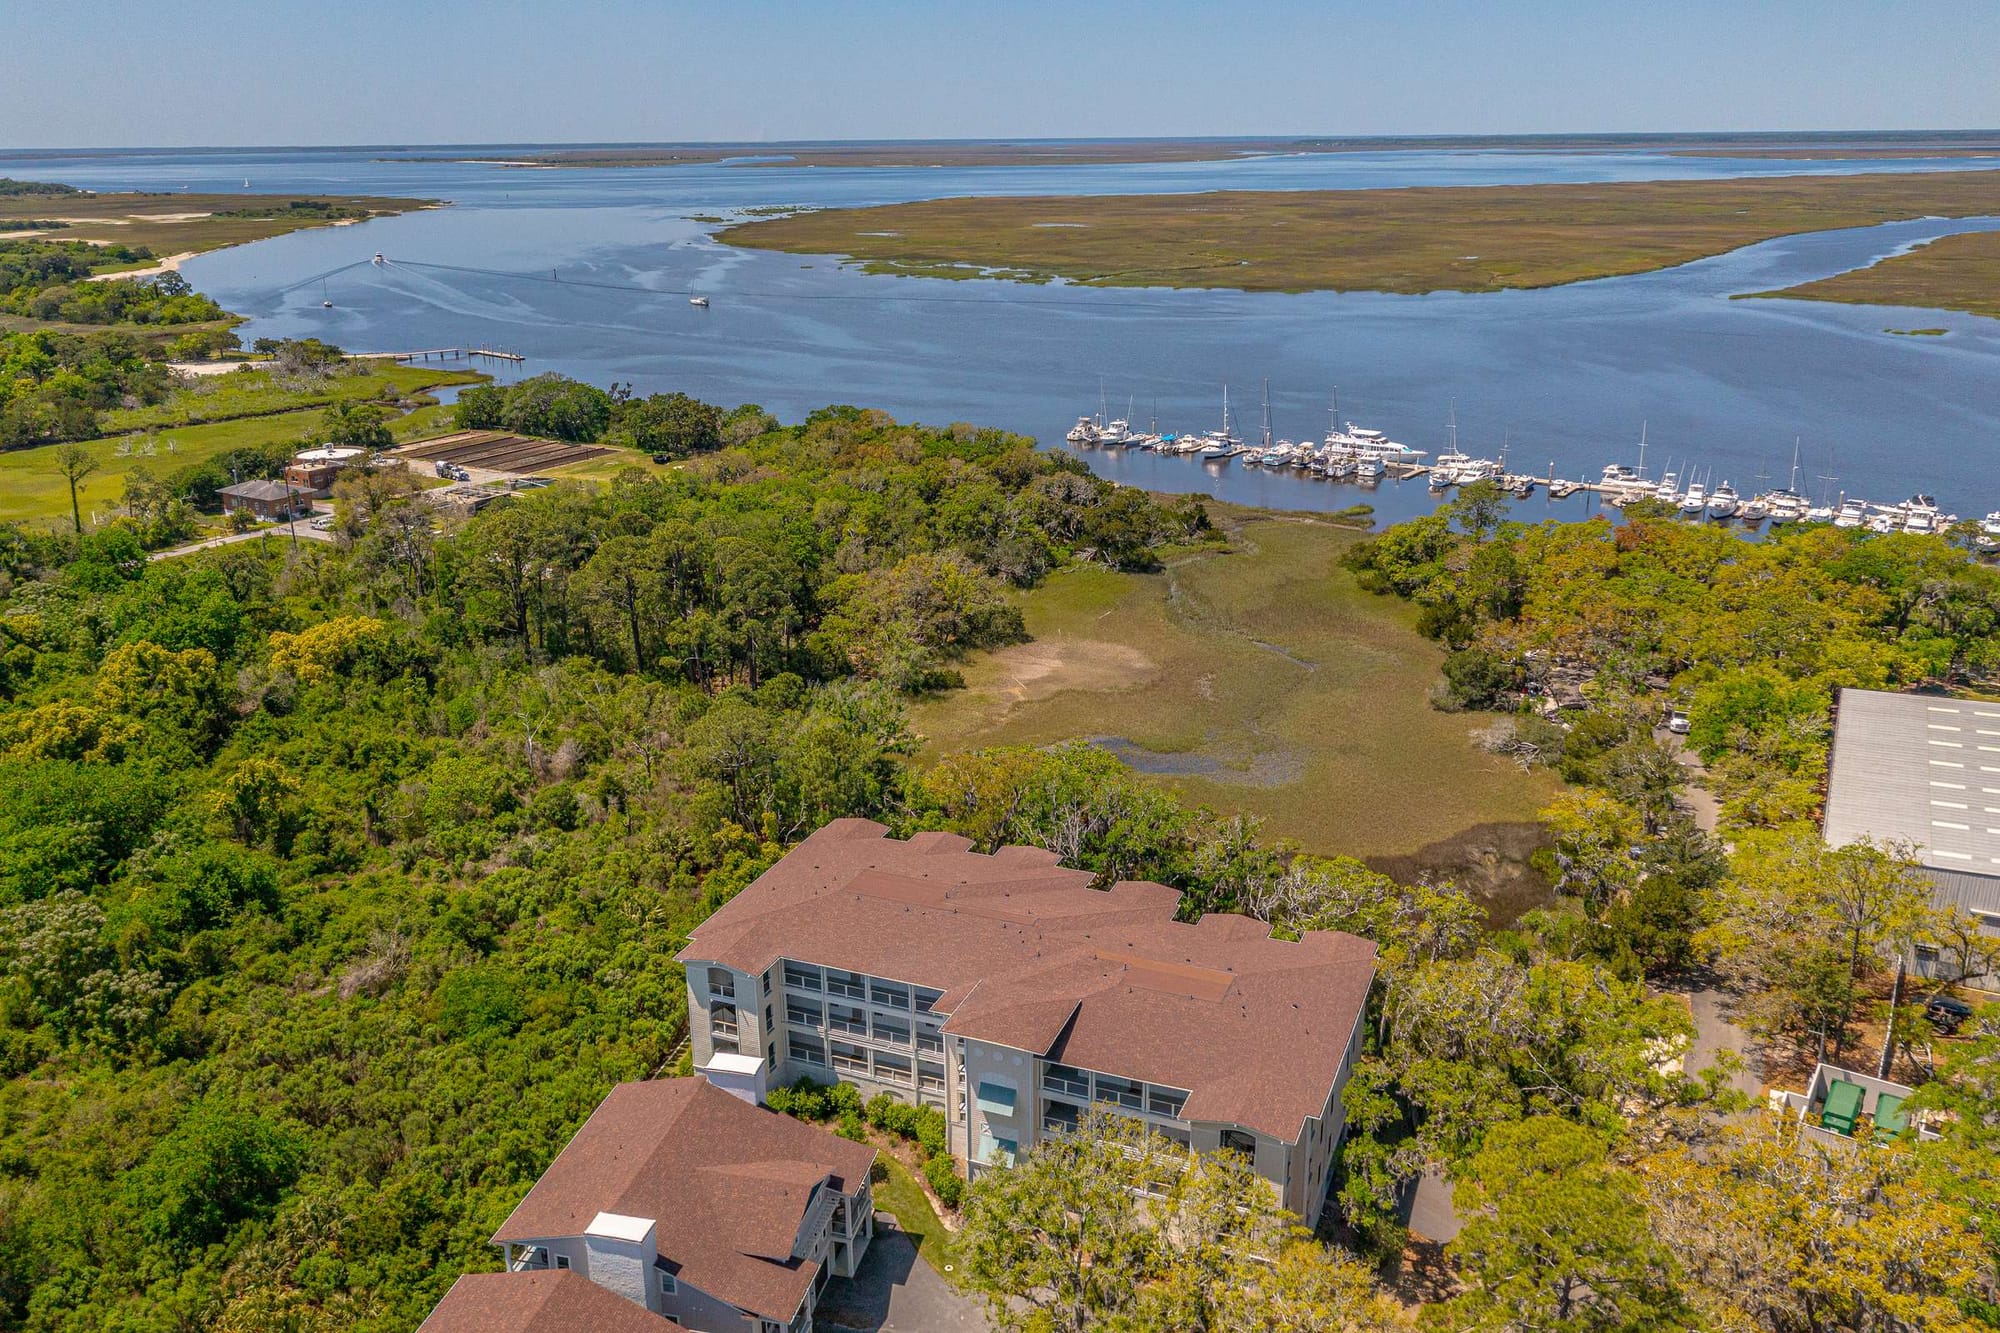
[
  {"left": 790, "top": 1034, "right": 827, "bottom": 1066},
  {"left": 871, "top": 981, "right": 910, "bottom": 1009},
  {"left": 1147, "top": 1087, "right": 1188, "bottom": 1119},
  {"left": 831, "top": 1041, "right": 869, "bottom": 1074},
  {"left": 711, "top": 1004, "right": 739, "bottom": 1037},
  {"left": 875, "top": 1052, "right": 912, "bottom": 1084},
  {"left": 826, "top": 969, "right": 866, "bottom": 999},
  {"left": 706, "top": 967, "right": 736, "bottom": 1000},
  {"left": 979, "top": 1128, "right": 1019, "bottom": 1167},
  {"left": 658, "top": 1270, "right": 677, "bottom": 1296},
  {"left": 919, "top": 1062, "right": 947, "bottom": 1094},
  {"left": 784, "top": 962, "right": 822, "bottom": 992},
  {"left": 916, "top": 1024, "right": 944, "bottom": 1054},
  {"left": 914, "top": 987, "right": 944, "bottom": 1014},
  {"left": 1220, "top": 1129, "right": 1257, "bottom": 1156},
  {"left": 1043, "top": 1098, "right": 1081, "bottom": 1135},
  {"left": 873, "top": 1017, "right": 910, "bottom": 1046},
  {"left": 1157, "top": 1125, "right": 1192, "bottom": 1149},
  {"left": 1093, "top": 1075, "right": 1143, "bottom": 1110},
  {"left": 765, "top": 1004, "right": 774, "bottom": 1028},
  {"left": 763, "top": 973, "right": 772, "bottom": 996},
  {"left": 1043, "top": 1064, "right": 1089, "bottom": 1099},
  {"left": 554, "top": 1254, "right": 571, "bottom": 1270},
  {"left": 828, "top": 1004, "right": 867, "bottom": 1035},
  {"left": 788, "top": 999, "right": 823, "bottom": 1026}
]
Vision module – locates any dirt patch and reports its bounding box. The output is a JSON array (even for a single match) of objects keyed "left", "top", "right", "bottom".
[
  {"left": 978, "top": 636, "right": 1154, "bottom": 705},
  {"left": 1366, "top": 821, "right": 1555, "bottom": 928}
]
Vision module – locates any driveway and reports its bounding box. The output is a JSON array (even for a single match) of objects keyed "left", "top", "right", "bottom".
[
  {"left": 817, "top": 1214, "right": 990, "bottom": 1333},
  {"left": 1680, "top": 979, "right": 1764, "bottom": 1100},
  {"left": 148, "top": 519, "right": 334, "bottom": 561}
]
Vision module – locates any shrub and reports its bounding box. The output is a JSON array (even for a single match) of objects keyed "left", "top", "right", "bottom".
[{"left": 924, "top": 1153, "right": 965, "bottom": 1209}]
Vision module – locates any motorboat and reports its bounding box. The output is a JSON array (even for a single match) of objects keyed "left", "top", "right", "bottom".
[
  {"left": 1356, "top": 456, "right": 1386, "bottom": 480},
  {"left": 1679, "top": 482, "right": 1708, "bottom": 515},
  {"left": 1739, "top": 497, "right": 1771, "bottom": 524},
  {"left": 1099, "top": 418, "right": 1133, "bottom": 446},
  {"left": 689, "top": 295, "right": 709, "bottom": 308},
  {"left": 1900, "top": 494, "right": 1943, "bottom": 535},
  {"left": 1832, "top": 498, "right": 1868, "bottom": 529},
  {"left": 1977, "top": 512, "right": 2000, "bottom": 553},
  {"left": 1653, "top": 471, "right": 1680, "bottom": 504},
  {"left": 1707, "top": 482, "right": 1740, "bottom": 519},
  {"left": 1066, "top": 416, "right": 1099, "bottom": 445}
]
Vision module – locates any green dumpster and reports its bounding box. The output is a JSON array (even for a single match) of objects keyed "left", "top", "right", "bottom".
[{"left": 1821, "top": 1080, "right": 1864, "bottom": 1135}]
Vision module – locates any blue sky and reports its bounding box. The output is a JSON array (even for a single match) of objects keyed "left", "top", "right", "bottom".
[{"left": 3, "top": 0, "right": 1996, "bottom": 147}]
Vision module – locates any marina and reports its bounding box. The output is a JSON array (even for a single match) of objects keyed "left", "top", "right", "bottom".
[{"left": 1065, "top": 394, "right": 2000, "bottom": 547}]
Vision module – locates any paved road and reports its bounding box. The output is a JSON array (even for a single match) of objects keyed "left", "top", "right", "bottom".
[
  {"left": 148, "top": 520, "right": 334, "bottom": 561},
  {"left": 817, "top": 1215, "right": 989, "bottom": 1333},
  {"left": 1681, "top": 981, "right": 1764, "bottom": 1100}
]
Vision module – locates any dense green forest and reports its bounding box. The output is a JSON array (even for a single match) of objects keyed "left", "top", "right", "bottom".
[
  {"left": 0, "top": 406, "right": 1212, "bottom": 1331},
  {"left": 0, "top": 243, "right": 227, "bottom": 328}
]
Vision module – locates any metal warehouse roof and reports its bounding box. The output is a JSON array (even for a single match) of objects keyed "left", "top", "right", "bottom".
[{"left": 1824, "top": 688, "right": 2000, "bottom": 881}]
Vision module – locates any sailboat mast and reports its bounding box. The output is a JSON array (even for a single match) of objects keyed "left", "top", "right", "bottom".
[
  {"left": 1261, "top": 379, "right": 1272, "bottom": 451},
  {"left": 1637, "top": 421, "right": 1648, "bottom": 480}
]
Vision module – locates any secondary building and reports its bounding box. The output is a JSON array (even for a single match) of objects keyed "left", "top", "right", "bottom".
[
  {"left": 677, "top": 818, "right": 1379, "bottom": 1219},
  {"left": 1823, "top": 687, "right": 2000, "bottom": 985},
  {"left": 466, "top": 1075, "right": 875, "bottom": 1333},
  {"left": 217, "top": 478, "right": 310, "bottom": 521}
]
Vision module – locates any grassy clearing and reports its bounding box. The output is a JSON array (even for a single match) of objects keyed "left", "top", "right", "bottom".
[
  {"left": 721, "top": 170, "right": 2000, "bottom": 295},
  {"left": 0, "top": 191, "right": 434, "bottom": 258},
  {"left": 101, "top": 364, "right": 483, "bottom": 432},
  {"left": 1750, "top": 229, "right": 2000, "bottom": 321},
  {"left": 911, "top": 505, "right": 1558, "bottom": 857},
  {"left": 0, "top": 379, "right": 473, "bottom": 529}
]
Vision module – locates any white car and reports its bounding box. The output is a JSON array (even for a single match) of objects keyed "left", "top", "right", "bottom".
[
  {"left": 1666, "top": 711, "right": 1691, "bottom": 735},
  {"left": 309, "top": 516, "right": 335, "bottom": 531}
]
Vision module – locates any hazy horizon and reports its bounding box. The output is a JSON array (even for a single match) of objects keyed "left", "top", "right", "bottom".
[{"left": 4, "top": 0, "right": 1997, "bottom": 150}]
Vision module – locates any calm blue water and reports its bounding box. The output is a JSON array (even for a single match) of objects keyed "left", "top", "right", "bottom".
[{"left": 9, "top": 144, "right": 1999, "bottom": 524}]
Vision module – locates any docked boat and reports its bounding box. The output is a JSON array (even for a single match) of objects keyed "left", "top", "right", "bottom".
[
  {"left": 1325, "top": 454, "right": 1358, "bottom": 480},
  {"left": 1653, "top": 471, "right": 1680, "bottom": 504},
  {"left": 1707, "top": 482, "right": 1740, "bottom": 519},
  {"left": 1355, "top": 456, "right": 1386, "bottom": 480},
  {"left": 1066, "top": 416, "right": 1099, "bottom": 445},
  {"left": 1739, "top": 497, "right": 1771, "bottom": 524},
  {"left": 1977, "top": 512, "right": 2000, "bottom": 553},
  {"left": 1762, "top": 490, "right": 1808, "bottom": 525},
  {"left": 1679, "top": 482, "right": 1708, "bottom": 515},
  {"left": 1832, "top": 498, "right": 1868, "bottom": 529},
  {"left": 1099, "top": 418, "right": 1134, "bottom": 446}
]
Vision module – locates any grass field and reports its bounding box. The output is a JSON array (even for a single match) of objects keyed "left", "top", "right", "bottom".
[
  {"left": 1752, "top": 228, "right": 2000, "bottom": 321},
  {"left": 0, "top": 367, "right": 477, "bottom": 529},
  {"left": 719, "top": 169, "right": 2000, "bottom": 295},
  {"left": 910, "top": 506, "right": 1558, "bottom": 858},
  {"left": 100, "top": 363, "right": 483, "bottom": 432},
  {"left": 0, "top": 190, "right": 434, "bottom": 258}
]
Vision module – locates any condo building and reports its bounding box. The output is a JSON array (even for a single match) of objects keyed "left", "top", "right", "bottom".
[
  {"left": 677, "top": 818, "right": 1378, "bottom": 1218},
  {"left": 424, "top": 1076, "right": 875, "bottom": 1333}
]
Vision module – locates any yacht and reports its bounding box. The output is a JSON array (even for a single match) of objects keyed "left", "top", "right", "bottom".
[
  {"left": 689, "top": 295, "right": 710, "bottom": 308},
  {"left": 1325, "top": 453, "right": 1358, "bottom": 480},
  {"left": 1199, "top": 433, "right": 1236, "bottom": 459},
  {"left": 1066, "top": 416, "right": 1099, "bottom": 445},
  {"left": 1977, "top": 512, "right": 2000, "bottom": 553},
  {"left": 1707, "top": 482, "right": 1740, "bottom": 519},
  {"left": 1739, "top": 497, "right": 1772, "bottom": 524},
  {"left": 1832, "top": 498, "right": 1868, "bottom": 529},
  {"left": 1899, "top": 495, "right": 1945, "bottom": 535},
  {"left": 1428, "top": 458, "right": 1461, "bottom": 489},
  {"left": 1804, "top": 503, "right": 1835, "bottom": 524},
  {"left": 1099, "top": 418, "right": 1134, "bottom": 446},
  {"left": 1355, "top": 456, "right": 1386, "bottom": 480},
  {"left": 1679, "top": 481, "right": 1707, "bottom": 515},
  {"left": 1653, "top": 470, "right": 1680, "bottom": 504}
]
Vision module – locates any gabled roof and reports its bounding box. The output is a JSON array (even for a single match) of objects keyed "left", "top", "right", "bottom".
[
  {"left": 680, "top": 820, "right": 1378, "bottom": 1142},
  {"left": 418, "top": 1271, "right": 688, "bottom": 1333},
  {"left": 493, "top": 1078, "right": 875, "bottom": 1322}
]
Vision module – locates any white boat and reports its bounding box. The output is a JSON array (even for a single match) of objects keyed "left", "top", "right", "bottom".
[
  {"left": 1653, "top": 470, "right": 1680, "bottom": 504},
  {"left": 1326, "top": 454, "right": 1358, "bottom": 479},
  {"left": 1679, "top": 481, "right": 1707, "bottom": 515},
  {"left": 689, "top": 295, "right": 709, "bottom": 308},
  {"left": 1804, "top": 504, "right": 1835, "bottom": 524},
  {"left": 1355, "top": 456, "right": 1386, "bottom": 480},
  {"left": 1977, "top": 512, "right": 2000, "bottom": 552},
  {"left": 1456, "top": 457, "right": 1503, "bottom": 484},
  {"left": 1740, "top": 497, "right": 1772, "bottom": 523},
  {"left": 1832, "top": 498, "right": 1868, "bottom": 529},
  {"left": 1199, "top": 433, "right": 1235, "bottom": 459},
  {"left": 1707, "top": 482, "right": 1740, "bottom": 519},
  {"left": 1066, "top": 415, "right": 1098, "bottom": 445}
]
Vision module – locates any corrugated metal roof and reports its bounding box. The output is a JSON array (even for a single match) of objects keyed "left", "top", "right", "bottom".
[{"left": 1825, "top": 688, "right": 2000, "bottom": 882}]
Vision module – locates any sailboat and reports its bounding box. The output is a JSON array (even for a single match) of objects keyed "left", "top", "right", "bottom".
[{"left": 320, "top": 277, "right": 332, "bottom": 309}]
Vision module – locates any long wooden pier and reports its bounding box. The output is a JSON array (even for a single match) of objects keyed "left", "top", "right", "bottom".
[{"left": 380, "top": 346, "right": 527, "bottom": 364}]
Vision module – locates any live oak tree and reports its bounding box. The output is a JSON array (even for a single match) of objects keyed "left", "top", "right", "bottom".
[
  {"left": 1437, "top": 1117, "right": 1684, "bottom": 1333},
  {"left": 1705, "top": 830, "right": 1935, "bottom": 1059},
  {"left": 959, "top": 1112, "right": 1394, "bottom": 1333}
]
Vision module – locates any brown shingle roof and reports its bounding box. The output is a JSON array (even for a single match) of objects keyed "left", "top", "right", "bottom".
[
  {"left": 680, "top": 820, "right": 1377, "bottom": 1142},
  {"left": 418, "top": 1271, "right": 689, "bottom": 1333},
  {"left": 219, "top": 478, "right": 298, "bottom": 502},
  {"left": 492, "top": 1078, "right": 874, "bottom": 1322}
]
